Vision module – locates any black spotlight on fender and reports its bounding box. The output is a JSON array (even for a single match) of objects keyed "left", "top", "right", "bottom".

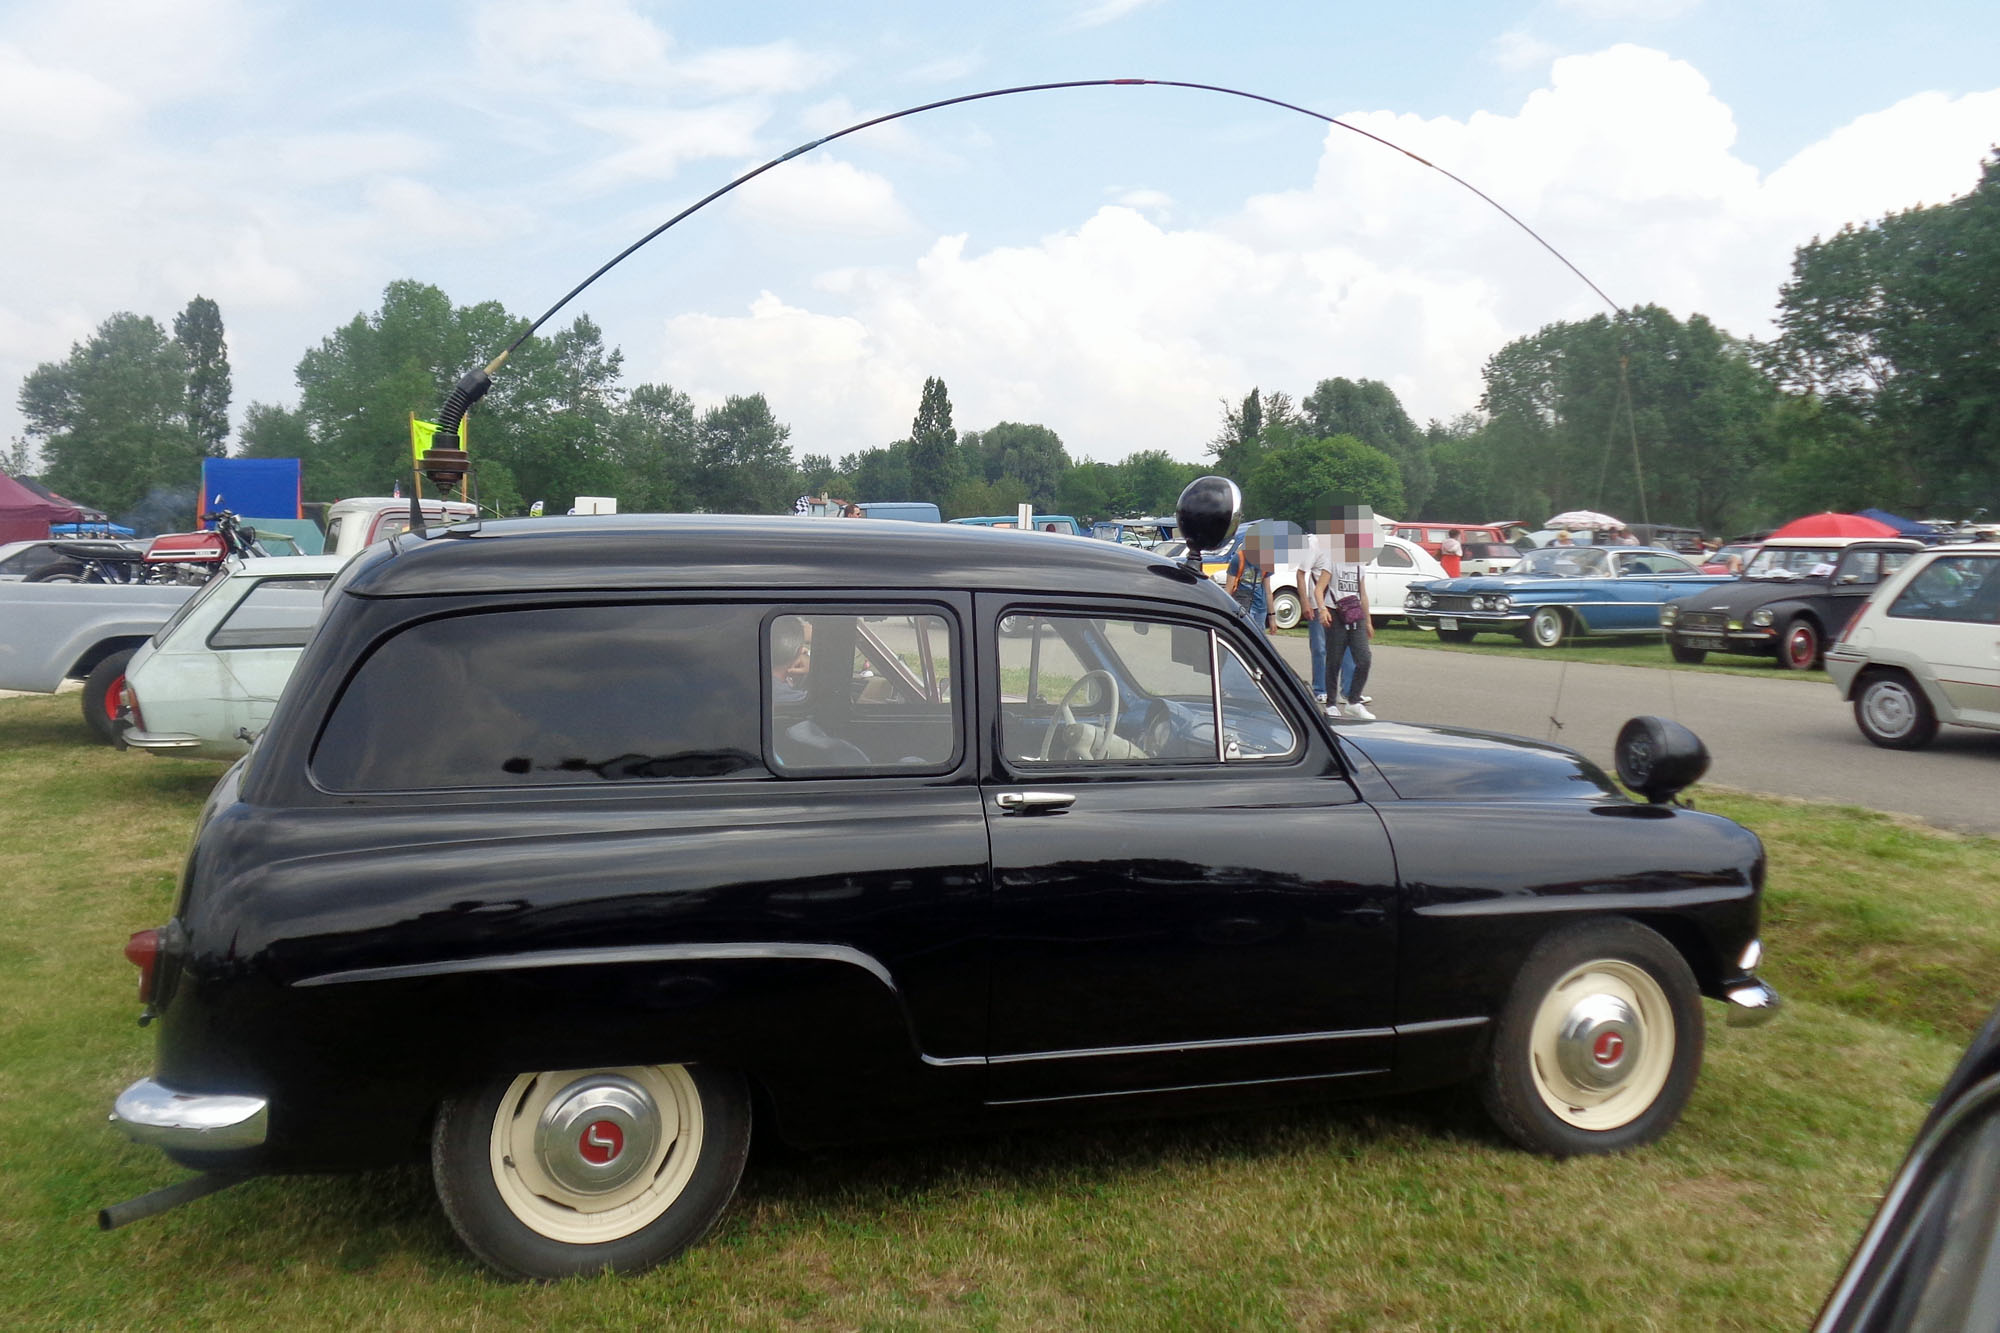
[
  {"left": 1176, "top": 476, "right": 1242, "bottom": 567},
  {"left": 1615, "top": 716, "right": 1710, "bottom": 804}
]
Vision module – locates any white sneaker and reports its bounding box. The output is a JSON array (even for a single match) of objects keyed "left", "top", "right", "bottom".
[
  {"left": 1341, "top": 701, "right": 1375, "bottom": 720},
  {"left": 1314, "top": 692, "right": 1328, "bottom": 704}
]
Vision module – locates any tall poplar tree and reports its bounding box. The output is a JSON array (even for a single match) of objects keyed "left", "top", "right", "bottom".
[
  {"left": 906, "top": 376, "right": 960, "bottom": 507},
  {"left": 173, "top": 295, "right": 232, "bottom": 455}
]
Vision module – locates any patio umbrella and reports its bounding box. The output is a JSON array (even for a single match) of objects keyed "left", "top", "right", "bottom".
[
  {"left": 1544, "top": 509, "right": 1623, "bottom": 531},
  {"left": 1769, "top": 511, "right": 1898, "bottom": 539}
]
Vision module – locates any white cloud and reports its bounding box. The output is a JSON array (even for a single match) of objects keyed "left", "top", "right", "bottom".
[
  {"left": 1489, "top": 30, "right": 1559, "bottom": 72},
  {"left": 728, "top": 157, "right": 913, "bottom": 236},
  {"left": 564, "top": 103, "right": 773, "bottom": 190},
  {"left": 676, "top": 40, "right": 837, "bottom": 96},
  {"left": 0, "top": 44, "right": 137, "bottom": 146},
  {"left": 473, "top": 0, "right": 674, "bottom": 86},
  {"left": 1553, "top": 0, "right": 1702, "bottom": 19},
  {"left": 645, "top": 45, "right": 1999, "bottom": 462},
  {"left": 1066, "top": 0, "right": 1162, "bottom": 29}
]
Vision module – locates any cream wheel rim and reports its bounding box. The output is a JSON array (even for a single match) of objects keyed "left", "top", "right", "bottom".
[
  {"left": 1527, "top": 960, "right": 1674, "bottom": 1130},
  {"left": 489, "top": 1064, "right": 705, "bottom": 1243}
]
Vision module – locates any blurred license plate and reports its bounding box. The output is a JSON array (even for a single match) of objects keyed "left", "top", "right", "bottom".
[
  {"left": 1438, "top": 617, "right": 1459, "bottom": 630},
  {"left": 1687, "top": 635, "right": 1725, "bottom": 649}
]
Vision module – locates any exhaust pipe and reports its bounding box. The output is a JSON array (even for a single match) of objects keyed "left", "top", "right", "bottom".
[{"left": 98, "top": 1172, "right": 250, "bottom": 1231}]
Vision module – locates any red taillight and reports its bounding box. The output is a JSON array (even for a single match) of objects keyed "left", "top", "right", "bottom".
[
  {"left": 125, "top": 928, "right": 161, "bottom": 1004},
  {"left": 119, "top": 681, "right": 143, "bottom": 729}
]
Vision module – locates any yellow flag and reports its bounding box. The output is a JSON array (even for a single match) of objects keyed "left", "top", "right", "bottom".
[{"left": 410, "top": 415, "right": 469, "bottom": 464}]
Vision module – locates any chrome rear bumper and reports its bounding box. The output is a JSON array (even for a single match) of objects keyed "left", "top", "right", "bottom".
[
  {"left": 121, "top": 727, "right": 202, "bottom": 751},
  {"left": 111, "top": 1078, "right": 267, "bottom": 1150}
]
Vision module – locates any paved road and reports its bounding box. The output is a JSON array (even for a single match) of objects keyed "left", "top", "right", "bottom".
[{"left": 1269, "top": 637, "right": 2000, "bottom": 835}]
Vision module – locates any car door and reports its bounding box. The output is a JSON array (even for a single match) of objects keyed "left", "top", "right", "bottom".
[
  {"left": 1596, "top": 551, "right": 1709, "bottom": 631},
  {"left": 975, "top": 595, "right": 1401, "bottom": 1105},
  {"left": 1888, "top": 554, "right": 2000, "bottom": 727},
  {"left": 1366, "top": 540, "right": 1421, "bottom": 616}
]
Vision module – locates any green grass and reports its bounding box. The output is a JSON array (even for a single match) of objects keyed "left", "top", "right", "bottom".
[
  {"left": 2, "top": 690, "right": 1990, "bottom": 1329},
  {"left": 1278, "top": 624, "right": 1830, "bottom": 681}
]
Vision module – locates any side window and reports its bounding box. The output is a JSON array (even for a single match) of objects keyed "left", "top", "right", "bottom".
[
  {"left": 314, "top": 603, "right": 766, "bottom": 790},
  {"left": 998, "top": 613, "right": 1299, "bottom": 766},
  {"left": 1377, "top": 545, "right": 1414, "bottom": 569},
  {"left": 768, "top": 611, "right": 958, "bottom": 775},
  {"left": 1889, "top": 557, "right": 2000, "bottom": 625},
  {"left": 1839, "top": 550, "right": 1884, "bottom": 585},
  {"left": 207, "top": 576, "right": 333, "bottom": 649}
]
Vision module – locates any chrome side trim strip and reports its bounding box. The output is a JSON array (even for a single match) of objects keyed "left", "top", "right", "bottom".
[
  {"left": 988, "top": 1067, "right": 1387, "bottom": 1107},
  {"left": 110, "top": 1078, "right": 268, "bottom": 1150},
  {"left": 293, "top": 940, "right": 900, "bottom": 994},
  {"left": 988, "top": 1026, "right": 1395, "bottom": 1066}
]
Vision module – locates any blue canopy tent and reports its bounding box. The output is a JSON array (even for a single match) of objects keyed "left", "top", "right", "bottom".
[{"left": 1856, "top": 508, "right": 1943, "bottom": 540}]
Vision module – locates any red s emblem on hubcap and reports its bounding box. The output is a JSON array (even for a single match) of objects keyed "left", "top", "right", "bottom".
[
  {"left": 579, "top": 1119, "right": 624, "bottom": 1164},
  {"left": 1593, "top": 1031, "right": 1625, "bottom": 1065}
]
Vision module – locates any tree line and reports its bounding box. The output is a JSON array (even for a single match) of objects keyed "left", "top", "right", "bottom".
[{"left": 14, "top": 152, "right": 1996, "bottom": 535}]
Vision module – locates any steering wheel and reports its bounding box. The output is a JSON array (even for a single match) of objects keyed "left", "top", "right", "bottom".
[{"left": 1038, "top": 670, "right": 1122, "bottom": 761}]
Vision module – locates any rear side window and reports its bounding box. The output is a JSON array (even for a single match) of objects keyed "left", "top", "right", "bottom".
[
  {"left": 1889, "top": 556, "right": 2000, "bottom": 625},
  {"left": 1376, "top": 545, "right": 1414, "bottom": 569},
  {"left": 767, "top": 611, "right": 959, "bottom": 774},
  {"left": 314, "top": 603, "right": 765, "bottom": 790},
  {"left": 207, "top": 576, "right": 333, "bottom": 650}
]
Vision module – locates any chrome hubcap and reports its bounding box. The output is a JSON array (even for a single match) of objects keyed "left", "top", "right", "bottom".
[
  {"left": 1555, "top": 994, "right": 1641, "bottom": 1091},
  {"left": 533, "top": 1075, "right": 661, "bottom": 1196}
]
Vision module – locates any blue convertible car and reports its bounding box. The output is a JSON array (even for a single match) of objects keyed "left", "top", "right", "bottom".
[{"left": 1405, "top": 545, "right": 1730, "bottom": 647}]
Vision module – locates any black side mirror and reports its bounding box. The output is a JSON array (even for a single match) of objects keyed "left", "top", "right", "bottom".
[{"left": 1614, "top": 716, "right": 1710, "bottom": 804}]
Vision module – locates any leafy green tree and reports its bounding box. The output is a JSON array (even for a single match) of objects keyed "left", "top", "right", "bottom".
[
  {"left": 1103, "top": 450, "right": 1202, "bottom": 516},
  {"left": 907, "top": 376, "right": 960, "bottom": 506},
  {"left": 842, "top": 442, "right": 912, "bottom": 503},
  {"left": 608, "top": 383, "right": 699, "bottom": 512},
  {"left": 944, "top": 476, "right": 1029, "bottom": 519},
  {"left": 18, "top": 312, "right": 206, "bottom": 520},
  {"left": 1055, "top": 460, "right": 1114, "bottom": 521},
  {"left": 963, "top": 421, "right": 1071, "bottom": 510},
  {"left": 173, "top": 296, "right": 232, "bottom": 455},
  {"left": 688, "top": 394, "right": 794, "bottom": 513},
  {"left": 487, "top": 314, "right": 625, "bottom": 511},
  {"left": 1302, "top": 377, "right": 1433, "bottom": 515},
  {"left": 238, "top": 402, "right": 311, "bottom": 460},
  {"left": 1765, "top": 153, "right": 2000, "bottom": 512},
  {"left": 1210, "top": 387, "right": 1304, "bottom": 486},
  {"left": 1245, "top": 435, "right": 1404, "bottom": 527}
]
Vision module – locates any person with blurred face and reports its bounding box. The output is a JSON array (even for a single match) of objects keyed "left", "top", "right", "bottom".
[
  {"left": 1309, "top": 506, "right": 1377, "bottom": 721},
  {"left": 1226, "top": 528, "right": 1273, "bottom": 636},
  {"left": 1440, "top": 528, "right": 1463, "bottom": 578}
]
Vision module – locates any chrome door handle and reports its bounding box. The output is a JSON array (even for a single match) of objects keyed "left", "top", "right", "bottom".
[{"left": 995, "top": 791, "right": 1076, "bottom": 814}]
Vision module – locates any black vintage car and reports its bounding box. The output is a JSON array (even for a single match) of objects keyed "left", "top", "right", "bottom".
[
  {"left": 107, "top": 502, "right": 1778, "bottom": 1279},
  {"left": 1661, "top": 538, "right": 1924, "bottom": 669}
]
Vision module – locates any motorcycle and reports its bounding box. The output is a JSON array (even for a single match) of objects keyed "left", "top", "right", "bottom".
[{"left": 29, "top": 506, "right": 270, "bottom": 585}]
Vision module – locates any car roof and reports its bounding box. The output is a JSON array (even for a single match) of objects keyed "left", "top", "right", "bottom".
[
  {"left": 338, "top": 513, "right": 1215, "bottom": 601},
  {"left": 226, "top": 554, "right": 351, "bottom": 577},
  {"left": 1759, "top": 536, "right": 1922, "bottom": 549}
]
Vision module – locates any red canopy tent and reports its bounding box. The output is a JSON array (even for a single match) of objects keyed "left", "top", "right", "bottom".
[
  {"left": 0, "top": 473, "right": 81, "bottom": 544},
  {"left": 1768, "top": 511, "right": 1899, "bottom": 539}
]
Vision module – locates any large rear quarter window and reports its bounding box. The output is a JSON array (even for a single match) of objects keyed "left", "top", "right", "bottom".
[{"left": 313, "top": 603, "right": 765, "bottom": 790}]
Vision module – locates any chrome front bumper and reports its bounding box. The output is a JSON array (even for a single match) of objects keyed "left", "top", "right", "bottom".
[
  {"left": 1722, "top": 977, "right": 1782, "bottom": 1027},
  {"left": 111, "top": 1078, "right": 268, "bottom": 1150}
]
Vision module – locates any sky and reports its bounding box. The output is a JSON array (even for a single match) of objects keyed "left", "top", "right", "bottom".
[{"left": 2, "top": 0, "right": 1996, "bottom": 471}]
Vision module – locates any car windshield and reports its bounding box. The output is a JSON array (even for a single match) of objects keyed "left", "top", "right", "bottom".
[
  {"left": 1745, "top": 546, "right": 1841, "bottom": 579},
  {"left": 1515, "top": 546, "right": 1610, "bottom": 577}
]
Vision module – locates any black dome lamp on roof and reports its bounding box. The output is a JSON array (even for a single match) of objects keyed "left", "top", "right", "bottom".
[{"left": 1176, "top": 476, "right": 1240, "bottom": 563}]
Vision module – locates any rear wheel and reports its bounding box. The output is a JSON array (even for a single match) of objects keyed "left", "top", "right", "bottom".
[
  {"left": 82, "top": 649, "right": 134, "bottom": 747},
  {"left": 432, "top": 1063, "right": 751, "bottom": 1280},
  {"left": 1668, "top": 644, "right": 1707, "bottom": 665},
  {"left": 1479, "top": 920, "right": 1703, "bottom": 1156},
  {"left": 1524, "top": 607, "right": 1566, "bottom": 648},
  {"left": 1853, "top": 671, "right": 1938, "bottom": 750},
  {"left": 26, "top": 561, "right": 85, "bottom": 583},
  {"left": 1780, "top": 618, "right": 1821, "bottom": 671},
  {"left": 1270, "top": 590, "right": 1302, "bottom": 631}
]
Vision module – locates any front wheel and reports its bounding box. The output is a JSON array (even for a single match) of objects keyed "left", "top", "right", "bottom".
[
  {"left": 1668, "top": 644, "right": 1707, "bottom": 665},
  {"left": 1436, "top": 627, "right": 1478, "bottom": 643},
  {"left": 1853, "top": 671, "right": 1938, "bottom": 750},
  {"left": 432, "top": 1063, "right": 751, "bottom": 1280},
  {"left": 1270, "top": 590, "right": 1302, "bottom": 631},
  {"left": 1780, "top": 618, "right": 1821, "bottom": 671},
  {"left": 1478, "top": 920, "right": 1703, "bottom": 1156},
  {"left": 82, "top": 648, "right": 134, "bottom": 747},
  {"left": 1525, "top": 607, "right": 1566, "bottom": 648}
]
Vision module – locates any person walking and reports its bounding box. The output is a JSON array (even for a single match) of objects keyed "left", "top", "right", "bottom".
[
  {"left": 1439, "top": 528, "right": 1463, "bottom": 578},
  {"left": 1308, "top": 513, "right": 1376, "bottom": 720}
]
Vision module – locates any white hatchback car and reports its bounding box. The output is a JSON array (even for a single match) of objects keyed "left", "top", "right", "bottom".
[
  {"left": 119, "top": 555, "right": 347, "bottom": 759},
  {"left": 1824, "top": 543, "right": 2000, "bottom": 749}
]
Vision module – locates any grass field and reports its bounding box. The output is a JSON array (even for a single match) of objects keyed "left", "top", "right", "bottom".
[
  {"left": 3, "top": 690, "right": 1992, "bottom": 1330},
  {"left": 1279, "top": 623, "right": 1830, "bottom": 682}
]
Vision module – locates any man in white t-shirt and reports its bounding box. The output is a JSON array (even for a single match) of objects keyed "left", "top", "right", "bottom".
[{"left": 1307, "top": 505, "right": 1378, "bottom": 720}]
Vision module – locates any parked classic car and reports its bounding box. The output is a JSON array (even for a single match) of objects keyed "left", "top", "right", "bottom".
[
  {"left": 1406, "top": 545, "right": 1730, "bottom": 647},
  {"left": 106, "top": 499, "right": 1777, "bottom": 1279},
  {"left": 0, "top": 538, "right": 80, "bottom": 582},
  {"left": 1824, "top": 542, "right": 2000, "bottom": 749},
  {"left": 0, "top": 579, "right": 198, "bottom": 742},
  {"left": 1661, "top": 538, "right": 1923, "bottom": 670},
  {"left": 119, "top": 555, "right": 346, "bottom": 759}
]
